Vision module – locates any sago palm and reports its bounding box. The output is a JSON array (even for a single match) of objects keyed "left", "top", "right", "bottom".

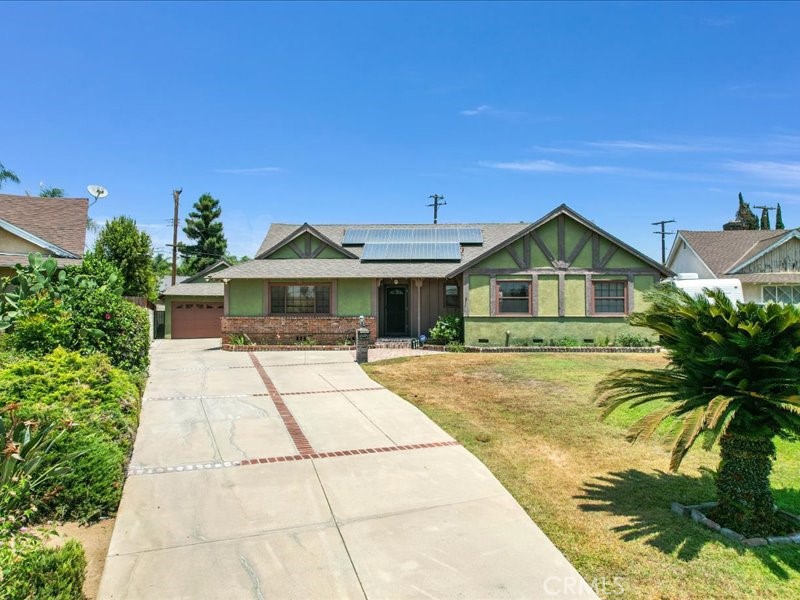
[{"left": 596, "top": 286, "right": 800, "bottom": 537}]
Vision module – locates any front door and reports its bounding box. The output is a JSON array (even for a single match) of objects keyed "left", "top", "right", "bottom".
[{"left": 383, "top": 286, "right": 409, "bottom": 336}]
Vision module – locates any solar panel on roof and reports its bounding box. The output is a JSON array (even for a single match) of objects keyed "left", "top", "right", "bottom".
[
  {"left": 342, "top": 227, "right": 482, "bottom": 245},
  {"left": 342, "top": 228, "right": 371, "bottom": 245},
  {"left": 360, "top": 242, "right": 462, "bottom": 261}
]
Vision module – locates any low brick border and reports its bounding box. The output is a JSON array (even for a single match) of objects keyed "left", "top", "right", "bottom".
[
  {"left": 223, "top": 343, "right": 661, "bottom": 354},
  {"left": 671, "top": 501, "right": 800, "bottom": 546}
]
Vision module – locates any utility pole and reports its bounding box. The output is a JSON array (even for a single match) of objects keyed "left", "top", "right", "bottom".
[
  {"left": 171, "top": 188, "right": 182, "bottom": 285},
  {"left": 651, "top": 219, "right": 676, "bottom": 266},
  {"left": 427, "top": 194, "right": 446, "bottom": 224},
  {"left": 753, "top": 205, "right": 775, "bottom": 230}
]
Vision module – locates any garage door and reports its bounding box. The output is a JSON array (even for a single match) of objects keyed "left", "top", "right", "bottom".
[{"left": 171, "top": 302, "right": 224, "bottom": 339}]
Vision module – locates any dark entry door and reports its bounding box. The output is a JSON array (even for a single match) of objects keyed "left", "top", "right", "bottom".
[{"left": 384, "top": 286, "right": 408, "bottom": 336}]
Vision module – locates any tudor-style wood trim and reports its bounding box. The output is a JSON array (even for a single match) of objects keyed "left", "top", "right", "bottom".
[
  {"left": 566, "top": 229, "right": 592, "bottom": 266},
  {"left": 598, "top": 245, "right": 618, "bottom": 268},
  {"left": 506, "top": 245, "right": 526, "bottom": 269},
  {"left": 584, "top": 274, "right": 592, "bottom": 317},
  {"left": 531, "top": 274, "right": 539, "bottom": 316},
  {"left": 627, "top": 274, "right": 635, "bottom": 312},
  {"left": 287, "top": 240, "right": 303, "bottom": 257},
  {"left": 557, "top": 214, "right": 566, "bottom": 262},
  {"left": 310, "top": 243, "right": 327, "bottom": 258},
  {"left": 558, "top": 272, "right": 566, "bottom": 317},
  {"left": 530, "top": 230, "right": 556, "bottom": 265},
  {"left": 489, "top": 275, "right": 497, "bottom": 316},
  {"left": 591, "top": 233, "right": 601, "bottom": 268},
  {"left": 330, "top": 280, "right": 338, "bottom": 315},
  {"left": 223, "top": 282, "right": 230, "bottom": 316},
  {"left": 305, "top": 234, "right": 312, "bottom": 257},
  {"left": 522, "top": 235, "right": 531, "bottom": 268},
  {"left": 462, "top": 274, "right": 470, "bottom": 315},
  {"left": 262, "top": 280, "right": 269, "bottom": 315}
]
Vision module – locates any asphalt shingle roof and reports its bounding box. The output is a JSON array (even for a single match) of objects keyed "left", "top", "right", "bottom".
[
  {"left": 162, "top": 282, "right": 224, "bottom": 297},
  {"left": 0, "top": 194, "right": 88, "bottom": 256},
  {"left": 221, "top": 222, "right": 530, "bottom": 280},
  {"left": 677, "top": 230, "right": 789, "bottom": 275}
]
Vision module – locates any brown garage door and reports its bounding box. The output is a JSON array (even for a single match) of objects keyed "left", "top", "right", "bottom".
[{"left": 171, "top": 302, "right": 224, "bottom": 339}]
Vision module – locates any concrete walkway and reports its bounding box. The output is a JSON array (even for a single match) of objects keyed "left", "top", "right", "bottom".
[{"left": 99, "top": 339, "right": 596, "bottom": 599}]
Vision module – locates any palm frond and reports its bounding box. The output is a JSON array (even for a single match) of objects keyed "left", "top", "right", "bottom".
[
  {"left": 704, "top": 395, "right": 733, "bottom": 429},
  {"left": 669, "top": 407, "right": 706, "bottom": 472},
  {"left": 627, "top": 405, "right": 678, "bottom": 443}
]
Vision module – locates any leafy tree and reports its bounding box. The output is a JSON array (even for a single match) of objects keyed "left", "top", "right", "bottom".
[
  {"left": 0, "top": 161, "right": 20, "bottom": 189},
  {"left": 596, "top": 286, "right": 800, "bottom": 537},
  {"left": 151, "top": 253, "right": 172, "bottom": 278},
  {"left": 759, "top": 207, "right": 771, "bottom": 230},
  {"left": 39, "top": 186, "right": 65, "bottom": 198},
  {"left": 776, "top": 203, "right": 785, "bottom": 230},
  {"left": 179, "top": 193, "right": 228, "bottom": 275},
  {"left": 223, "top": 254, "right": 249, "bottom": 265},
  {"left": 94, "top": 217, "right": 157, "bottom": 300}
]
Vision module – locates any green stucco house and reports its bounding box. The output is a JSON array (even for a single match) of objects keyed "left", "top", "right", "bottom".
[{"left": 211, "top": 205, "right": 672, "bottom": 346}]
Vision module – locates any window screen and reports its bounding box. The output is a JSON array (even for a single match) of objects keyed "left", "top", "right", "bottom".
[
  {"left": 498, "top": 281, "right": 530, "bottom": 314},
  {"left": 593, "top": 281, "right": 626, "bottom": 314}
]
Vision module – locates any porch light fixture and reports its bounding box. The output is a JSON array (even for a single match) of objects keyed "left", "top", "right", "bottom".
[{"left": 393, "top": 279, "right": 399, "bottom": 285}]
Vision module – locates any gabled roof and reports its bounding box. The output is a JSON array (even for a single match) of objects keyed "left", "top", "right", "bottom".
[
  {"left": 449, "top": 204, "right": 671, "bottom": 277},
  {"left": 256, "top": 223, "right": 358, "bottom": 259},
  {"left": 0, "top": 194, "right": 88, "bottom": 257},
  {"left": 669, "top": 229, "right": 791, "bottom": 276},
  {"left": 183, "top": 259, "right": 232, "bottom": 283},
  {"left": 215, "top": 222, "right": 529, "bottom": 280}
]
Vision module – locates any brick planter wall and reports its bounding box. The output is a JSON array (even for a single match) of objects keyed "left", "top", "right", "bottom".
[{"left": 221, "top": 316, "right": 377, "bottom": 345}]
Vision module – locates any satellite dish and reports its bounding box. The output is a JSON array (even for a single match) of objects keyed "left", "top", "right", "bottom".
[
  {"left": 87, "top": 184, "right": 109, "bottom": 200},
  {"left": 87, "top": 185, "right": 109, "bottom": 206}
]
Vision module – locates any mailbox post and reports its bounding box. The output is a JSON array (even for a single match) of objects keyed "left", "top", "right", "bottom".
[{"left": 355, "top": 315, "right": 369, "bottom": 363}]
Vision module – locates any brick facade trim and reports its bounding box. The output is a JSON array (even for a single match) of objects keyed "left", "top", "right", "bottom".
[{"left": 221, "top": 315, "right": 377, "bottom": 345}]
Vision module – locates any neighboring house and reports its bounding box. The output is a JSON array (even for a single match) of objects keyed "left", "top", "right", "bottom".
[
  {"left": 667, "top": 229, "right": 800, "bottom": 303},
  {"left": 212, "top": 205, "right": 670, "bottom": 346},
  {"left": 162, "top": 261, "right": 230, "bottom": 338},
  {"left": 0, "top": 194, "right": 88, "bottom": 276}
]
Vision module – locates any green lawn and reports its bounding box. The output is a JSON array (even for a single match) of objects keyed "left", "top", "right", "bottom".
[{"left": 364, "top": 353, "right": 800, "bottom": 600}]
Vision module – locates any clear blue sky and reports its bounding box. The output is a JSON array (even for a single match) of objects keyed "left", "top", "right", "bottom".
[{"left": 2, "top": 1, "right": 799, "bottom": 260}]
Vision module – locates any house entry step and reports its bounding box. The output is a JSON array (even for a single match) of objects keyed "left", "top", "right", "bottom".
[{"left": 374, "top": 338, "right": 416, "bottom": 349}]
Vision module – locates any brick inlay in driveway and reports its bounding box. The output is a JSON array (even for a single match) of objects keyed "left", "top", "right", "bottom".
[
  {"left": 249, "top": 352, "right": 315, "bottom": 455},
  {"left": 281, "top": 387, "right": 384, "bottom": 396},
  {"left": 128, "top": 440, "right": 461, "bottom": 476}
]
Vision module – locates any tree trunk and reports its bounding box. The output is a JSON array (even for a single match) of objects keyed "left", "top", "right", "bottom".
[{"left": 710, "top": 430, "right": 776, "bottom": 537}]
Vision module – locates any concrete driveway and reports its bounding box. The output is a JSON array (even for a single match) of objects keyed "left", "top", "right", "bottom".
[{"left": 99, "top": 339, "right": 597, "bottom": 599}]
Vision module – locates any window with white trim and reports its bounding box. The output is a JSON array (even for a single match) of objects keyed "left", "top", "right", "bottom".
[{"left": 762, "top": 285, "right": 800, "bottom": 304}]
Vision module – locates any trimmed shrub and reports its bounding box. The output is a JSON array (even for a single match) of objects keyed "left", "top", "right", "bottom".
[
  {"left": 0, "top": 349, "right": 140, "bottom": 520},
  {"left": 429, "top": 315, "right": 464, "bottom": 344},
  {"left": 613, "top": 332, "right": 653, "bottom": 347},
  {"left": 0, "top": 537, "right": 86, "bottom": 600}
]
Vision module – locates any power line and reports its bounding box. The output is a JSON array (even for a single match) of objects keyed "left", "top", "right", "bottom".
[{"left": 651, "top": 219, "right": 676, "bottom": 266}]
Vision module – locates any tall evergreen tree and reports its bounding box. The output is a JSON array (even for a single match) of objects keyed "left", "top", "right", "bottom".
[
  {"left": 760, "top": 207, "right": 771, "bottom": 230},
  {"left": 179, "top": 193, "right": 228, "bottom": 275},
  {"left": 776, "top": 203, "right": 785, "bottom": 230},
  {"left": 94, "top": 216, "right": 157, "bottom": 300},
  {"left": 735, "top": 193, "right": 759, "bottom": 230}
]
